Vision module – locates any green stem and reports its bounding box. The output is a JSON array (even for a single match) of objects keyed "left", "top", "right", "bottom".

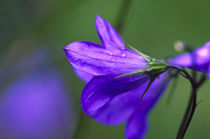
[
  {"left": 73, "top": 108, "right": 87, "bottom": 139},
  {"left": 115, "top": 0, "right": 133, "bottom": 33},
  {"left": 166, "top": 75, "right": 179, "bottom": 105}
]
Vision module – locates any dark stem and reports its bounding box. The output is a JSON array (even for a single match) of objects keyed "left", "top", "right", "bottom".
[
  {"left": 175, "top": 43, "right": 197, "bottom": 139},
  {"left": 176, "top": 53, "right": 198, "bottom": 138},
  {"left": 176, "top": 86, "right": 196, "bottom": 139},
  {"left": 172, "top": 66, "right": 207, "bottom": 139},
  {"left": 179, "top": 86, "right": 197, "bottom": 139},
  {"left": 167, "top": 66, "right": 197, "bottom": 139},
  {"left": 196, "top": 74, "right": 207, "bottom": 88}
]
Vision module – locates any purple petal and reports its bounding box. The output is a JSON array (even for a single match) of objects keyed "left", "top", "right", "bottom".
[
  {"left": 95, "top": 15, "right": 125, "bottom": 49},
  {"left": 82, "top": 72, "right": 169, "bottom": 126},
  {"left": 138, "top": 72, "right": 170, "bottom": 111},
  {"left": 81, "top": 74, "right": 150, "bottom": 117},
  {"left": 64, "top": 41, "right": 146, "bottom": 82},
  {"left": 208, "top": 64, "right": 210, "bottom": 75},
  {"left": 74, "top": 68, "right": 95, "bottom": 82},
  {"left": 171, "top": 42, "right": 210, "bottom": 74},
  {"left": 126, "top": 72, "right": 170, "bottom": 139},
  {"left": 126, "top": 112, "right": 148, "bottom": 139},
  {"left": 89, "top": 87, "right": 143, "bottom": 125}
]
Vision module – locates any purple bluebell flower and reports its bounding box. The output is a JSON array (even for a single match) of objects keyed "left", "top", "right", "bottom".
[
  {"left": 0, "top": 69, "right": 74, "bottom": 139},
  {"left": 64, "top": 15, "right": 169, "bottom": 138},
  {"left": 171, "top": 42, "right": 210, "bottom": 75}
]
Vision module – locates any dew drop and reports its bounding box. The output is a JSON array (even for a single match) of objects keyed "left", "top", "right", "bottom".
[
  {"left": 121, "top": 53, "right": 127, "bottom": 57},
  {"left": 108, "top": 52, "right": 113, "bottom": 56}
]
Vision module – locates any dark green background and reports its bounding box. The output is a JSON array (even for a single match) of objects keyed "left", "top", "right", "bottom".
[{"left": 1, "top": 0, "right": 210, "bottom": 138}]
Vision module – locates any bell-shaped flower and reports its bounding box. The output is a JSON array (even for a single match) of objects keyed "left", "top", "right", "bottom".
[
  {"left": 171, "top": 42, "right": 210, "bottom": 75},
  {"left": 64, "top": 15, "right": 169, "bottom": 139}
]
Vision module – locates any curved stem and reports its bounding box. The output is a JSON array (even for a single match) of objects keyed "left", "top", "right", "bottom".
[
  {"left": 168, "top": 64, "right": 208, "bottom": 139},
  {"left": 168, "top": 66, "right": 195, "bottom": 86},
  {"left": 168, "top": 65, "right": 207, "bottom": 139},
  {"left": 168, "top": 66, "right": 197, "bottom": 139},
  {"left": 176, "top": 87, "right": 196, "bottom": 139},
  {"left": 179, "top": 86, "right": 197, "bottom": 139}
]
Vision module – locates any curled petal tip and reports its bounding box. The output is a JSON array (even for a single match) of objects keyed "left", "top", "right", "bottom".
[
  {"left": 63, "top": 42, "right": 74, "bottom": 51},
  {"left": 95, "top": 15, "right": 125, "bottom": 49},
  {"left": 95, "top": 15, "right": 102, "bottom": 20}
]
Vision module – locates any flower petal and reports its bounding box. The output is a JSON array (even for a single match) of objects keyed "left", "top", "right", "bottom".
[
  {"left": 171, "top": 42, "right": 210, "bottom": 74},
  {"left": 64, "top": 41, "right": 146, "bottom": 82},
  {"left": 95, "top": 15, "right": 125, "bottom": 49},
  {"left": 81, "top": 74, "right": 150, "bottom": 116},
  {"left": 89, "top": 87, "right": 143, "bottom": 125},
  {"left": 74, "top": 68, "right": 94, "bottom": 82},
  {"left": 208, "top": 64, "right": 210, "bottom": 75},
  {"left": 82, "top": 72, "right": 169, "bottom": 126},
  {"left": 126, "top": 112, "right": 148, "bottom": 139},
  {"left": 126, "top": 72, "right": 170, "bottom": 139},
  {"left": 138, "top": 72, "right": 170, "bottom": 111}
]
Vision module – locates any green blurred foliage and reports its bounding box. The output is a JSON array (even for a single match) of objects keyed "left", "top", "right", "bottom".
[{"left": 0, "top": 0, "right": 210, "bottom": 138}]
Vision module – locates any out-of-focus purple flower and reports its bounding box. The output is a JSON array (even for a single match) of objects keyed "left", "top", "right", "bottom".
[
  {"left": 64, "top": 15, "right": 169, "bottom": 139},
  {"left": 171, "top": 42, "right": 210, "bottom": 75},
  {"left": 0, "top": 69, "right": 74, "bottom": 139}
]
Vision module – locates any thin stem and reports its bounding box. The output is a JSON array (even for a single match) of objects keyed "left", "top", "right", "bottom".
[
  {"left": 176, "top": 88, "right": 194, "bottom": 139},
  {"left": 73, "top": 108, "right": 87, "bottom": 139},
  {"left": 115, "top": 0, "right": 133, "bottom": 33},
  {"left": 168, "top": 66, "right": 195, "bottom": 86},
  {"left": 180, "top": 73, "right": 207, "bottom": 138},
  {"left": 196, "top": 74, "right": 207, "bottom": 88},
  {"left": 176, "top": 88, "right": 195, "bottom": 139},
  {"left": 179, "top": 87, "right": 197, "bottom": 139},
  {"left": 167, "top": 66, "right": 197, "bottom": 139},
  {"left": 170, "top": 65, "right": 207, "bottom": 139}
]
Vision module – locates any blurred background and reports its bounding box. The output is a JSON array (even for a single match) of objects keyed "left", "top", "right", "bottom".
[{"left": 0, "top": 0, "right": 210, "bottom": 139}]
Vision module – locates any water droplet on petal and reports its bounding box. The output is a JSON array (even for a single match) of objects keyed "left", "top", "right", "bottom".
[
  {"left": 107, "top": 52, "right": 113, "bottom": 56},
  {"left": 121, "top": 53, "right": 126, "bottom": 57}
]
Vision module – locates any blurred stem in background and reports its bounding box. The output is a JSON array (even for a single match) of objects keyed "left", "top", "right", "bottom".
[
  {"left": 0, "top": 0, "right": 81, "bottom": 92},
  {"left": 114, "top": 0, "right": 133, "bottom": 33},
  {"left": 0, "top": 0, "right": 80, "bottom": 64},
  {"left": 72, "top": 0, "right": 133, "bottom": 139}
]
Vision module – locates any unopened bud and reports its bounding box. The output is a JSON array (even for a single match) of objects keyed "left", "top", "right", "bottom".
[{"left": 174, "top": 41, "right": 185, "bottom": 52}]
